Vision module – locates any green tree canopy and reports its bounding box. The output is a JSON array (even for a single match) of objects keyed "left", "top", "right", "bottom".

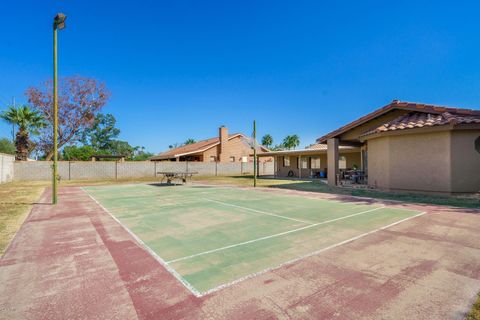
[
  {"left": 282, "top": 134, "right": 300, "bottom": 150},
  {"left": 184, "top": 138, "right": 196, "bottom": 145},
  {"left": 261, "top": 134, "right": 273, "bottom": 148},
  {"left": 131, "top": 146, "right": 154, "bottom": 161},
  {"left": 81, "top": 113, "right": 120, "bottom": 150},
  {"left": 73, "top": 112, "right": 153, "bottom": 161},
  {"left": 99, "top": 140, "right": 153, "bottom": 161},
  {"left": 62, "top": 145, "right": 96, "bottom": 161},
  {"left": 0, "top": 138, "right": 15, "bottom": 155}
]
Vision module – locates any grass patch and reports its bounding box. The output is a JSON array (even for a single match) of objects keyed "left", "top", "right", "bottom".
[
  {"left": 467, "top": 293, "right": 480, "bottom": 320},
  {"left": 197, "top": 176, "right": 480, "bottom": 209},
  {"left": 0, "top": 181, "right": 46, "bottom": 254}
]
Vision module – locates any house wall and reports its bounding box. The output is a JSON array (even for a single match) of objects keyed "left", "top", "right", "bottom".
[
  {"left": 367, "top": 131, "right": 453, "bottom": 193},
  {"left": 203, "top": 145, "right": 219, "bottom": 162},
  {"left": 345, "top": 152, "right": 361, "bottom": 169},
  {"left": 367, "top": 137, "right": 390, "bottom": 189},
  {"left": 450, "top": 129, "right": 480, "bottom": 193},
  {"left": 201, "top": 136, "right": 271, "bottom": 163}
]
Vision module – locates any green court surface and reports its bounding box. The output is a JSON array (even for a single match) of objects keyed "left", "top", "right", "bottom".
[{"left": 83, "top": 184, "right": 423, "bottom": 296}]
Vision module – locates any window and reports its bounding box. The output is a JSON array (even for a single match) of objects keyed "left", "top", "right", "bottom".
[
  {"left": 476, "top": 136, "right": 480, "bottom": 154},
  {"left": 339, "top": 156, "right": 347, "bottom": 169},
  {"left": 283, "top": 156, "right": 290, "bottom": 167},
  {"left": 300, "top": 157, "right": 308, "bottom": 169},
  {"left": 210, "top": 156, "right": 216, "bottom": 162},
  {"left": 230, "top": 156, "right": 235, "bottom": 162},
  {"left": 311, "top": 157, "right": 321, "bottom": 169}
]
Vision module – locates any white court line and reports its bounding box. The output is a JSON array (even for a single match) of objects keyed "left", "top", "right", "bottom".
[
  {"left": 166, "top": 205, "right": 386, "bottom": 264},
  {"left": 199, "top": 211, "right": 426, "bottom": 296},
  {"left": 203, "top": 198, "right": 316, "bottom": 225},
  {"left": 81, "top": 188, "right": 202, "bottom": 297}
]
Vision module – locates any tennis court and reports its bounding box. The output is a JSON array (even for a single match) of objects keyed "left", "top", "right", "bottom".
[{"left": 83, "top": 184, "right": 424, "bottom": 296}]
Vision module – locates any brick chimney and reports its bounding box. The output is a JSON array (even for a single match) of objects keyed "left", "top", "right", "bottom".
[{"left": 218, "top": 126, "right": 228, "bottom": 162}]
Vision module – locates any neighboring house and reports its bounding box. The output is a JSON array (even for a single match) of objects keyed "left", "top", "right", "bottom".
[
  {"left": 258, "top": 100, "right": 480, "bottom": 194},
  {"left": 150, "top": 126, "right": 271, "bottom": 163}
]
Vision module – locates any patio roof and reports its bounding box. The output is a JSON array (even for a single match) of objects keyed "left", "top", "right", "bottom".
[{"left": 257, "top": 145, "right": 358, "bottom": 157}]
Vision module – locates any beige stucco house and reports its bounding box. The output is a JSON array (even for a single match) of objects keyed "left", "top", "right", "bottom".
[
  {"left": 258, "top": 100, "right": 480, "bottom": 194},
  {"left": 150, "top": 126, "right": 271, "bottom": 163}
]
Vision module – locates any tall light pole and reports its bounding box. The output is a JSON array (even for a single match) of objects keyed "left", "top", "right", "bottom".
[
  {"left": 253, "top": 120, "right": 257, "bottom": 187},
  {"left": 52, "top": 13, "right": 66, "bottom": 204}
]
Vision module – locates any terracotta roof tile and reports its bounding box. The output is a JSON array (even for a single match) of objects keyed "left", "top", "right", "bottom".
[
  {"left": 361, "top": 112, "right": 480, "bottom": 137},
  {"left": 316, "top": 100, "right": 480, "bottom": 143}
]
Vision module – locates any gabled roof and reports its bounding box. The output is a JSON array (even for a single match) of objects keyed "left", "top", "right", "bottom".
[
  {"left": 150, "top": 134, "right": 242, "bottom": 160},
  {"left": 150, "top": 133, "right": 269, "bottom": 160},
  {"left": 316, "top": 100, "right": 480, "bottom": 144},
  {"left": 361, "top": 111, "right": 480, "bottom": 138}
]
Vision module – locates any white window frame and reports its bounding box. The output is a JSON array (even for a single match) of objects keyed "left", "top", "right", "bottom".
[{"left": 283, "top": 156, "right": 290, "bottom": 167}]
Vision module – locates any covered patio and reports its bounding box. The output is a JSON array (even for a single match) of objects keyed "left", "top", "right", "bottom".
[
  {"left": 259, "top": 100, "right": 480, "bottom": 193},
  {"left": 257, "top": 143, "right": 365, "bottom": 186}
]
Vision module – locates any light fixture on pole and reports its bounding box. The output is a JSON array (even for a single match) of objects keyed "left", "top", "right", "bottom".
[{"left": 52, "top": 13, "right": 66, "bottom": 204}]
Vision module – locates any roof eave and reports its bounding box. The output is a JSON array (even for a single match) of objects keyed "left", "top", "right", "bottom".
[
  {"left": 316, "top": 102, "right": 396, "bottom": 144},
  {"left": 316, "top": 100, "right": 480, "bottom": 144}
]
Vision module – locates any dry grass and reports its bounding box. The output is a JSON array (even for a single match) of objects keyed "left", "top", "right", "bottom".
[
  {"left": 467, "top": 294, "right": 480, "bottom": 320},
  {"left": 0, "top": 181, "right": 46, "bottom": 254}
]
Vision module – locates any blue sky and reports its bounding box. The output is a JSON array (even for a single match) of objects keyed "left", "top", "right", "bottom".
[{"left": 1, "top": 1, "right": 480, "bottom": 152}]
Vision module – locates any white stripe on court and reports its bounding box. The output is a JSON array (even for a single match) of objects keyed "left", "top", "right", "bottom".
[
  {"left": 166, "top": 205, "right": 386, "bottom": 264},
  {"left": 202, "top": 198, "right": 316, "bottom": 225},
  {"left": 81, "top": 188, "right": 202, "bottom": 297},
  {"left": 199, "top": 211, "right": 426, "bottom": 297}
]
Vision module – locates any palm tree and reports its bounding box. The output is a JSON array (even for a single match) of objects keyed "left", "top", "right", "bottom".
[
  {"left": 184, "top": 138, "right": 196, "bottom": 145},
  {"left": 282, "top": 134, "right": 300, "bottom": 150},
  {"left": 261, "top": 134, "right": 273, "bottom": 149},
  {"left": 1, "top": 105, "right": 46, "bottom": 160}
]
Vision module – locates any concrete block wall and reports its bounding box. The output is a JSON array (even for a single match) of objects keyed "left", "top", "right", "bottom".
[
  {"left": 0, "top": 153, "right": 15, "bottom": 183},
  {"left": 13, "top": 161, "right": 274, "bottom": 181}
]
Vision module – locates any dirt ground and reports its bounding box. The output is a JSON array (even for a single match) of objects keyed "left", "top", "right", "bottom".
[{"left": 0, "top": 185, "right": 479, "bottom": 320}]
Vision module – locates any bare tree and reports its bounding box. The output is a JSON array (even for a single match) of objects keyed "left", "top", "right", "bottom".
[{"left": 26, "top": 76, "right": 110, "bottom": 160}]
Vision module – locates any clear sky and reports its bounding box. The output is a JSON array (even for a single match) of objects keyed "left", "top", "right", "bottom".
[{"left": 1, "top": 1, "right": 480, "bottom": 152}]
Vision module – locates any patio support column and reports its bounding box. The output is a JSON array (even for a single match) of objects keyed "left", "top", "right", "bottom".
[
  {"left": 327, "top": 138, "right": 339, "bottom": 186},
  {"left": 299, "top": 155, "right": 302, "bottom": 179},
  {"left": 274, "top": 156, "right": 278, "bottom": 178}
]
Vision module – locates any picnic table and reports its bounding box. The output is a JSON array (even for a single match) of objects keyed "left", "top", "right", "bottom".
[{"left": 157, "top": 171, "right": 198, "bottom": 185}]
